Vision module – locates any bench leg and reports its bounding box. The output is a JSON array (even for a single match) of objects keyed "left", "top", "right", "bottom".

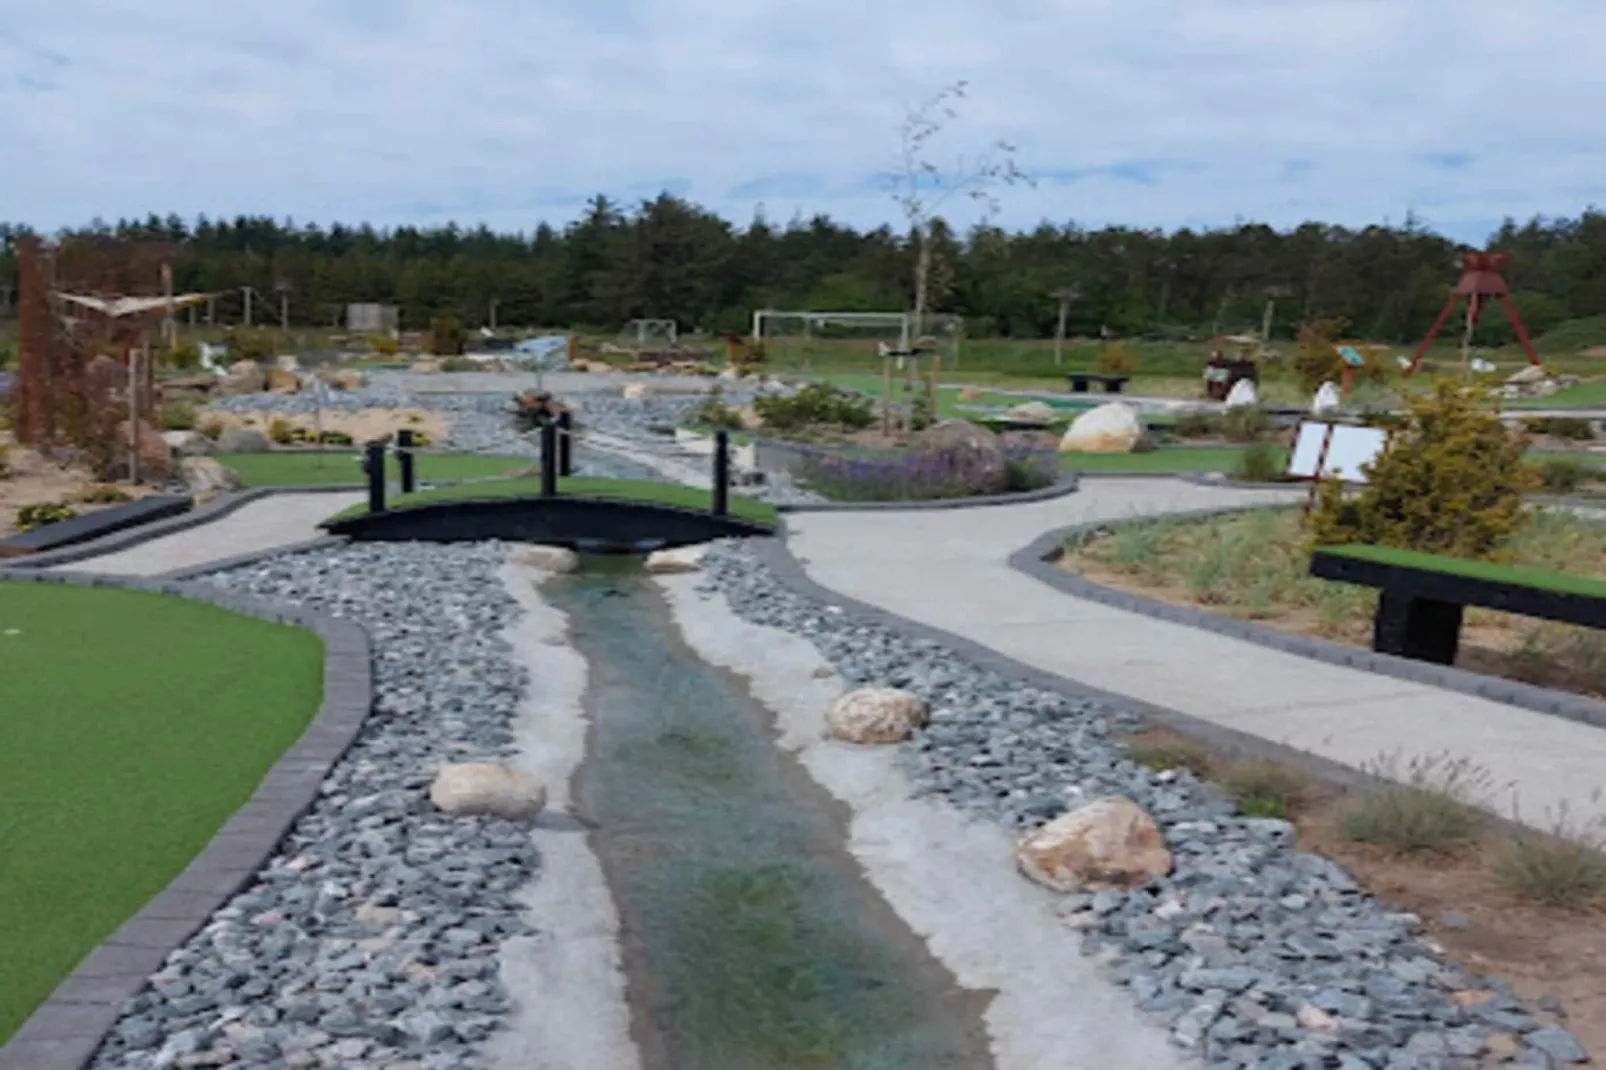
[
  {"left": 1107, "top": 381, "right": 1124, "bottom": 393},
  {"left": 1373, "top": 592, "right": 1463, "bottom": 665},
  {"left": 1071, "top": 380, "right": 1089, "bottom": 393}
]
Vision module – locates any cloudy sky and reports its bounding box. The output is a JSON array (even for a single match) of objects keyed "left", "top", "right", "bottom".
[{"left": 2, "top": 0, "right": 1601, "bottom": 243}]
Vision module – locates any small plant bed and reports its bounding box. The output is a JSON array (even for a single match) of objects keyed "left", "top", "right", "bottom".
[
  {"left": 0, "top": 583, "right": 324, "bottom": 1043},
  {"left": 216, "top": 451, "right": 532, "bottom": 488},
  {"left": 1064, "top": 506, "right": 1606, "bottom": 698},
  {"left": 0, "top": 432, "right": 160, "bottom": 537},
  {"left": 327, "top": 476, "right": 778, "bottom": 524},
  {"left": 1122, "top": 729, "right": 1606, "bottom": 1058}
]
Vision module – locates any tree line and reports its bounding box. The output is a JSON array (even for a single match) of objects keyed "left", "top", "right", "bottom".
[{"left": 2, "top": 198, "right": 1605, "bottom": 345}]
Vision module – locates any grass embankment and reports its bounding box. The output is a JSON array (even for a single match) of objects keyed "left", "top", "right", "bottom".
[
  {"left": 1064, "top": 506, "right": 1606, "bottom": 696},
  {"left": 328, "top": 477, "right": 777, "bottom": 524},
  {"left": 217, "top": 451, "right": 532, "bottom": 487},
  {"left": 0, "top": 584, "right": 323, "bottom": 1043}
]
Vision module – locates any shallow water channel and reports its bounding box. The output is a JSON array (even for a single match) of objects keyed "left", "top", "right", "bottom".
[{"left": 547, "top": 557, "right": 994, "bottom": 1070}]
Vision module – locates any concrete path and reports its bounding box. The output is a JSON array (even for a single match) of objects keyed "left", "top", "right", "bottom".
[
  {"left": 53, "top": 493, "right": 362, "bottom": 578},
  {"left": 786, "top": 478, "right": 1606, "bottom": 828}
]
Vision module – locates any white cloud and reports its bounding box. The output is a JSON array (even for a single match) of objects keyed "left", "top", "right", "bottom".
[{"left": 2, "top": 0, "right": 1603, "bottom": 243}]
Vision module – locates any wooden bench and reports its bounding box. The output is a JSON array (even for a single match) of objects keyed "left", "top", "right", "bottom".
[
  {"left": 1067, "top": 373, "right": 1130, "bottom": 394},
  {"left": 1309, "top": 544, "right": 1606, "bottom": 665}
]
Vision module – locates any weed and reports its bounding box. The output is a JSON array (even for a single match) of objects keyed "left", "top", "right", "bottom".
[
  {"left": 1174, "top": 411, "right": 1215, "bottom": 439},
  {"left": 1219, "top": 406, "right": 1270, "bottom": 443},
  {"left": 1125, "top": 738, "right": 1213, "bottom": 777},
  {"left": 75, "top": 485, "right": 131, "bottom": 505},
  {"left": 1337, "top": 752, "right": 1494, "bottom": 853},
  {"left": 1221, "top": 759, "right": 1311, "bottom": 817},
  {"left": 1493, "top": 804, "right": 1606, "bottom": 909}
]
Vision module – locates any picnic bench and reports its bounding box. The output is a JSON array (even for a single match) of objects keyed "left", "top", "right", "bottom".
[
  {"left": 1067, "top": 373, "right": 1130, "bottom": 394},
  {"left": 1309, "top": 544, "right": 1606, "bottom": 665}
]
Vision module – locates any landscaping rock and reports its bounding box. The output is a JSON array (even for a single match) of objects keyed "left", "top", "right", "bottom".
[
  {"left": 512, "top": 544, "right": 580, "bottom": 573},
  {"left": 267, "top": 367, "right": 301, "bottom": 393},
  {"left": 1003, "top": 400, "right": 1056, "bottom": 425},
  {"left": 1312, "top": 382, "right": 1341, "bottom": 415},
  {"left": 737, "top": 404, "right": 764, "bottom": 431},
  {"left": 1058, "top": 402, "right": 1143, "bottom": 453},
  {"left": 178, "top": 457, "right": 242, "bottom": 503},
  {"left": 117, "top": 419, "right": 172, "bottom": 477},
  {"left": 958, "top": 386, "right": 984, "bottom": 402},
  {"left": 217, "top": 360, "right": 267, "bottom": 397},
  {"left": 1225, "top": 378, "right": 1259, "bottom": 407},
  {"left": 215, "top": 425, "right": 272, "bottom": 453},
  {"left": 622, "top": 382, "right": 651, "bottom": 400},
  {"left": 1015, "top": 796, "right": 1172, "bottom": 891},
  {"left": 825, "top": 687, "right": 929, "bottom": 744},
  {"left": 909, "top": 419, "right": 1006, "bottom": 486},
  {"left": 645, "top": 545, "right": 706, "bottom": 574},
  {"left": 429, "top": 762, "right": 547, "bottom": 821},
  {"left": 162, "top": 430, "right": 215, "bottom": 457}
]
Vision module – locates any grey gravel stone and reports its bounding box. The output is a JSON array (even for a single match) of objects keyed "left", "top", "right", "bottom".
[{"left": 1526, "top": 1026, "right": 1590, "bottom": 1064}]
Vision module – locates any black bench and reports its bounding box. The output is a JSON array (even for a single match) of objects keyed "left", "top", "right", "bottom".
[
  {"left": 1309, "top": 544, "right": 1606, "bottom": 665},
  {"left": 1068, "top": 373, "right": 1130, "bottom": 394}
]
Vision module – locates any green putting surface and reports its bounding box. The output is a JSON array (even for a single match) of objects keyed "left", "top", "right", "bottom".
[
  {"left": 328, "top": 476, "right": 778, "bottom": 524},
  {"left": 1317, "top": 543, "right": 1606, "bottom": 599},
  {"left": 0, "top": 584, "right": 324, "bottom": 1043},
  {"left": 1059, "top": 446, "right": 1286, "bottom": 473},
  {"left": 217, "top": 451, "right": 533, "bottom": 487}
]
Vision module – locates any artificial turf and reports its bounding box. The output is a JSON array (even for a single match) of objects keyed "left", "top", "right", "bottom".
[
  {"left": 1058, "top": 445, "right": 1287, "bottom": 473},
  {"left": 328, "top": 476, "right": 779, "bottom": 524},
  {"left": 0, "top": 584, "right": 324, "bottom": 1043},
  {"left": 1316, "top": 543, "right": 1606, "bottom": 599},
  {"left": 217, "top": 451, "right": 532, "bottom": 487}
]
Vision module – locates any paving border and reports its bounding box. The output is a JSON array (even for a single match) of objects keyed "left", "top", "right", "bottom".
[
  {"left": 0, "top": 570, "right": 373, "bottom": 1070},
  {"left": 1006, "top": 506, "right": 1606, "bottom": 731}
]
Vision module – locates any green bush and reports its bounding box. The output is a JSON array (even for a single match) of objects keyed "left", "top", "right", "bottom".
[
  {"left": 0, "top": 343, "right": 17, "bottom": 369},
  {"left": 15, "top": 502, "right": 77, "bottom": 531},
  {"left": 694, "top": 387, "right": 743, "bottom": 431},
  {"left": 753, "top": 383, "right": 874, "bottom": 432},
  {"left": 267, "top": 418, "right": 295, "bottom": 445},
  {"left": 1337, "top": 752, "right": 1491, "bottom": 853},
  {"left": 1523, "top": 416, "right": 1594, "bottom": 440},
  {"left": 1310, "top": 381, "right": 1537, "bottom": 559},
  {"left": 226, "top": 328, "right": 276, "bottom": 363},
  {"left": 317, "top": 430, "right": 354, "bottom": 446},
  {"left": 161, "top": 403, "right": 197, "bottom": 431},
  {"left": 1218, "top": 406, "right": 1270, "bottom": 443},
  {"left": 1233, "top": 442, "right": 1285, "bottom": 483},
  {"left": 75, "top": 485, "right": 132, "bottom": 505},
  {"left": 168, "top": 341, "right": 201, "bottom": 371},
  {"left": 428, "top": 315, "right": 466, "bottom": 356},
  {"left": 1174, "top": 411, "right": 1215, "bottom": 439},
  {"left": 1535, "top": 456, "right": 1588, "bottom": 494}
]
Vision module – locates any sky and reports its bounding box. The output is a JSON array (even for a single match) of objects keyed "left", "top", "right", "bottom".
[{"left": 2, "top": 0, "right": 1604, "bottom": 245}]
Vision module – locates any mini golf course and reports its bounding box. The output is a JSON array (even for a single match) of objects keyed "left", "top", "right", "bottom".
[{"left": 0, "top": 584, "right": 324, "bottom": 1043}]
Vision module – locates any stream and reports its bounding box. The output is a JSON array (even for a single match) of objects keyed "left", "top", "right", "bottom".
[{"left": 546, "top": 557, "right": 993, "bottom": 1070}]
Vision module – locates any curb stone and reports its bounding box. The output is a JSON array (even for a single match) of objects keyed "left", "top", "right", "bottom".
[
  {"left": 775, "top": 475, "right": 1080, "bottom": 514},
  {"left": 0, "top": 572, "right": 373, "bottom": 1070}
]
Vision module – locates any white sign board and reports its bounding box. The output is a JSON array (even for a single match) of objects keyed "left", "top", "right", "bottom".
[{"left": 1287, "top": 421, "right": 1388, "bottom": 483}]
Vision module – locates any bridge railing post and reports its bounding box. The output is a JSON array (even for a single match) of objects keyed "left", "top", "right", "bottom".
[
  {"left": 713, "top": 430, "right": 730, "bottom": 517},
  {"left": 540, "top": 420, "right": 559, "bottom": 497},
  {"left": 396, "top": 429, "right": 416, "bottom": 494},
  {"left": 557, "top": 410, "right": 573, "bottom": 477},
  {"left": 364, "top": 441, "right": 387, "bottom": 513}
]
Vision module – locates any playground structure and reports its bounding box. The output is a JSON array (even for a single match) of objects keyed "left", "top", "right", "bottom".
[
  {"left": 1403, "top": 251, "right": 1542, "bottom": 377},
  {"left": 751, "top": 310, "right": 962, "bottom": 436}
]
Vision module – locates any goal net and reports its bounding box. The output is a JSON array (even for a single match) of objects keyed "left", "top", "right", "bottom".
[
  {"left": 751, "top": 310, "right": 962, "bottom": 373},
  {"left": 614, "top": 318, "right": 678, "bottom": 354}
]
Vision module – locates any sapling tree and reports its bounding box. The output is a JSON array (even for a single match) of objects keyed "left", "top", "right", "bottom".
[{"left": 889, "top": 81, "right": 1030, "bottom": 340}]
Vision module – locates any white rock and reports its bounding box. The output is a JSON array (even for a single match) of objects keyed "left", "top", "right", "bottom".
[
  {"left": 1004, "top": 400, "right": 1056, "bottom": 424},
  {"left": 1507, "top": 364, "right": 1549, "bottom": 385},
  {"left": 162, "top": 430, "right": 215, "bottom": 457},
  {"left": 1312, "top": 382, "right": 1341, "bottom": 415},
  {"left": 622, "top": 382, "right": 651, "bottom": 400},
  {"left": 1015, "top": 796, "right": 1173, "bottom": 891},
  {"left": 1225, "top": 378, "right": 1259, "bottom": 407},
  {"left": 178, "top": 457, "right": 243, "bottom": 503},
  {"left": 645, "top": 545, "right": 706, "bottom": 574},
  {"left": 428, "top": 763, "right": 546, "bottom": 820},
  {"left": 824, "top": 687, "right": 929, "bottom": 744},
  {"left": 1058, "top": 402, "right": 1143, "bottom": 454},
  {"left": 513, "top": 545, "right": 580, "bottom": 573}
]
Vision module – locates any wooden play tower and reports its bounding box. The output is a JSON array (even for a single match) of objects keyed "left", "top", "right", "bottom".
[{"left": 1401, "top": 251, "right": 1542, "bottom": 377}]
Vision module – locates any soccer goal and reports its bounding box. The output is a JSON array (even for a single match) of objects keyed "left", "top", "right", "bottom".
[
  {"left": 750, "top": 309, "right": 962, "bottom": 373},
  {"left": 617, "top": 318, "right": 678, "bottom": 353}
]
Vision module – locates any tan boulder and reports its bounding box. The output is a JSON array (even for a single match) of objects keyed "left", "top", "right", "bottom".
[
  {"left": 645, "top": 545, "right": 705, "bottom": 574},
  {"left": 117, "top": 420, "right": 171, "bottom": 478},
  {"left": 737, "top": 405, "right": 765, "bottom": 431},
  {"left": 266, "top": 367, "right": 301, "bottom": 393},
  {"left": 428, "top": 763, "right": 546, "bottom": 820},
  {"left": 1015, "top": 796, "right": 1172, "bottom": 891},
  {"left": 410, "top": 358, "right": 443, "bottom": 374},
  {"left": 513, "top": 545, "right": 580, "bottom": 573},
  {"left": 958, "top": 386, "right": 984, "bottom": 402},
  {"left": 825, "top": 687, "right": 929, "bottom": 744},
  {"left": 1058, "top": 403, "right": 1143, "bottom": 454},
  {"left": 216, "top": 360, "right": 266, "bottom": 397},
  {"left": 178, "top": 456, "right": 243, "bottom": 503},
  {"left": 1004, "top": 400, "right": 1056, "bottom": 424}
]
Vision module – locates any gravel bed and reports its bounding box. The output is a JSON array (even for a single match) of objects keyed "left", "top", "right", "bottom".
[
  {"left": 87, "top": 543, "right": 538, "bottom": 1070},
  {"left": 697, "top": 541, "right": 1585, "bottom": 1070}
]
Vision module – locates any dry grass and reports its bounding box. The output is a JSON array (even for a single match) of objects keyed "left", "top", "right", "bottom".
[
  {"left": 1218, "top": 758, "right": 1312, "bottom": 819},
  {"left": 1493, "top": 804, "right": 1606, "bottom": 909}
]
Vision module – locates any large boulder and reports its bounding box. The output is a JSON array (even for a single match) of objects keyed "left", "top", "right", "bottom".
[
  {"left": 909, "top": 419, "right": 1006, "bottom": 486},
  {"left": 1225, "top": 378, "right": 1259, "bottom": 408},
  {"left": 116, "top": 420, "right": 171, "bottom": 478},
  {"left": 319, "top": 368, "right": 367, "bottom": 391},
  {"left": 216, "top": 425, "right": 272, "bottom": 453},
  {"left": 266, "top": 367, "right": 301, "bottom": 394},
  {"left": 825, "top": 687, "right": 929, "bottom": 744},
  {"left": 1016, "top": 796, "right": 1172, "bottom": 892},
  {"left": 179, "top": 456, "right": 242, "bottom": 503},
  {"left": 429, "top": 763, "right": 546, "bottom": 821},
  {"left": 737, "top": 405, "right": 765, "bottom": 431},
  {"left": 645, "top": 545, "right": 705, "bottom": 574},
  {"left": 1058, "top": 403, "right": 1143, "bottom": 454},
  {"left": 217, "top": 360, "right": 266, "bottom": 397},
  {"left": 1004, "top": 400, "right": 1056, "bottom": 425}
]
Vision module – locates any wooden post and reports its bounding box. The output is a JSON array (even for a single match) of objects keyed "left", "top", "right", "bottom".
[
  {"left": 396, "top": 429, "right": 416, "bottom": 494},
  {"left": 926, "top": 350, "right": 940, "bottom": 427},
  {"left": 365, "top": 442, "right": 387, "bottom": 513},
  {"left": 712, "top": 430, "right": 730, "bottom": 517},
  {"left": 881, "top": 355, "right": 893, "bottom": 437},
  {"left": 540, "top": 421, "right": 558, "bottom": 497},
  {"left": 1301, "top": 422, "right": 1336, "bottom": 525},
  {"left": 128, "top": 345, "right": 140, "bottom": 485}
]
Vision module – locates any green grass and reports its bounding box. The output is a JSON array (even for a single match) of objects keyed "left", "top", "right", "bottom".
[
  {"left": 1318, "top": 542, "right": 1606, "bottom": 599},
  {"left": 217, "top": 451, "right": 533, "bottom": 487},
  {"left": 329, "top": 476, "right": 778, "bottom": 524},
  {"left": 1060, "top": 445, "right": 1287, "bottom": 473},
  {"left": 1506, "top": 380, "right": 1606, "bottom": 409},
  {"left": 798, "top": 371, "right": 1095, "bottom": 418},
  {"left": 0, "top": 584, "right": 324, "bottom": 1043}
]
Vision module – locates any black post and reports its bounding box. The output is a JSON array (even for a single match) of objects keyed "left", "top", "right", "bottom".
[
  {"left": 396, "top": 429, "right": 416, "bottom": 494},
  {"left": 540, "top": 420, "right": 558, "bottom": 497},
  {"left": 364, "top": 441, "right": 387, "bottom": 513},
  {"left": 556, "top": 410, "right": 573, "bottom": 477},
  {"left": 712, "top": 429, "right": 730, "bottom": 517}
]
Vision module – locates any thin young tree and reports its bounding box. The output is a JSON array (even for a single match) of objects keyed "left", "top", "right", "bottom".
[{"left": 889, "top": 81, "right": 1031, "bottom": 340}]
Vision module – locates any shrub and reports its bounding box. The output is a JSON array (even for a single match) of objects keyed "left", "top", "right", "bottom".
[
  {"left": 1292, "top": 318, "right": 1388, "bottom": 392},
  {"left": 1220, "top": 759, "right": 1310, "bottom": 819},
  {"left": 0, "top": 343, "right": 14, "bottom": 369},
  {"left": 753, "top": 383, "right": 874, "bottom": 432},
  {"left": 317, "top": 430, "right": 354, "bottom": 446},
  {"left": 1535, "top": 456, "right": 1588, "bottom": 494},
  {"left": 369, "top": 334, "right": 400, "bottom": 356},
  {"left": 1337, "top": 752, "right": 1491, "bottom": 853},
  {"left": 76, "top": 484, "right": 131, "bottom": 504},
  {"left": 1493, "top": 807, "right": 1606, "bottom": 909},
  {"left": 1523, "top": 416, "right": 1594, "bottom": 440},
  {"left": 1175, "top": 411, "right": 1216, "bottom": 439},
  {"left": 1097, "top": 342, "right": 1137, "bottom": 375},
  {"left": 1309, "top": 380, "right": 1538, "bottom": 559},
  {"left": 440, "top": 356, "right": 477, "bottom": 372},
  {"left": 1233, "top": 442, "right": 1285, "bottom": 482},
  {"left": 1125, "top": 738, "right": 1212, "bottom": 777},
  {"left": 14, "top": 502, "right": 76, "bottom": 531},
  {"left": 168, "top": 341, "right": 201, "bottom": 371},
  {"left": 1001, "top": 445, "right": 1059, "bottom": 492},
  {"left": 695, "top": 387, "right": 744, "bottom": 431},
  {"left": 428, "top": 315, "right": 466, "bottom": 356},
  {"left": 162, "top": 402, "right": 197, "bottom": 431},
  {"left": 267, "top": 418, "right": 295, "bottom": 445},
  {"left": 226, "top": 328, "right": 276, "bottom": 363},
  {"left": 1219, "top": 406, "right": 1270, "bottom": 443}
]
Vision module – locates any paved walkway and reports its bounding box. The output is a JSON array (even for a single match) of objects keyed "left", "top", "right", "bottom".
[
  {"left": 53, "top": 493, "right": 362, "bottom": 578},
  {"left": 787, "top": 478, "right": 1606, "bottom": 828}
]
